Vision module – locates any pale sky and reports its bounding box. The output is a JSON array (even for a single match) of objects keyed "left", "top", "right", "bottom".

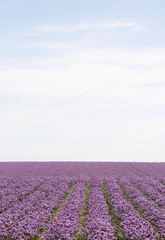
[{"left": 0, "top": 0, "right": 165, "bottom": 161}]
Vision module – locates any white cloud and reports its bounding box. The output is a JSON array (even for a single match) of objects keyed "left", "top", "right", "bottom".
[
  {"left": 36, "top": 21, "right": 144, "bottom": 33},
  {"left": 24, "top": 42, "right": 73, "bottom": 49},
  {"left": 136, "top": 26, "right": 146, "bottom": 31},
  {"left": 34, "top": 47, "right": 165, "bottom": 68},
  {"left": 0, "top": 47, "right": 165, "bottom": 101},
  {"left": 0, "top": 47, "right": 165, "bottom": 161}
]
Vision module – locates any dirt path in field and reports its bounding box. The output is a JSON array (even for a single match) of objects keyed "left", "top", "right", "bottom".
[
  {"left": 130, "top": 180, "right": 165, "bottom": 209},
  {"left": 37, "top": 182, "right": 75, "bottom": 240},
  {"left": 102, "top": 182, "right": 126, "bottom": 239},
  {"left": 0, "top": 179, "right": 46, "bottom": 214},
  {"left": 75, "top": 182, "right": 90, "bottom": 240},
  {"left": 117, "top": 181, "right": 161, "bottom": 239}
]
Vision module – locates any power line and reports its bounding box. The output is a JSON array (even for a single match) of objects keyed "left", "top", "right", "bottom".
[
  {"left": 1, "top": 31, "right": 165, "bottom": 127},
  {"left": 7, "top": 83, "right": 165, "bottom": 132},
  {"left": 2, "top": 59, "right": 165, "bottom": 127}
]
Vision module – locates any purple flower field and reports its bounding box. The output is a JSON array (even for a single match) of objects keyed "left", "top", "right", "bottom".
[{"left": 0, "top": 162, "right": 165, "bottom": 240}]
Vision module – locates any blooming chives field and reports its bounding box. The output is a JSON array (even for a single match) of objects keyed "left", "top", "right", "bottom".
[{"left": 0, "top": 162, "right": 165, "bottom": 240}]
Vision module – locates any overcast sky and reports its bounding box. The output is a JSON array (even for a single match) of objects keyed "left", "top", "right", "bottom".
[{"left": 0, "top": 0, "right": 165, "bottom": 161}]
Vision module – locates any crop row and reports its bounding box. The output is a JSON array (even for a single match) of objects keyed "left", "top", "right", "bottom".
[
  {"left": 105, "top": 178, "right": 157, "bottom": 240},
  {"left": 43, "top": 180, "right": 86, "bottom": 240},
  {"left": 83, "top": 178, "right": 116, "bottom": 240},
  {"left": 0, "top": 178, "right": 72, "bottom": 240},
  {"left": 0, "top": 176, "right": 165, "bottom": 239},
  {"left": 2, "top": 162, "right": 165, "bottom": 178},
  {"left": 118, "top": 177, "right": 165, "bottom": 239},
  {"left": 130, "top": 177, "right": 165, "bottom": 208},
  {"left": 0, "top": 177, "right": 48, "bottom": 213}
]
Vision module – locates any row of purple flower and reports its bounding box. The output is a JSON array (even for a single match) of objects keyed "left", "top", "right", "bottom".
[{"left": 0, "top": 176, "right": 165, "bottom": 239}]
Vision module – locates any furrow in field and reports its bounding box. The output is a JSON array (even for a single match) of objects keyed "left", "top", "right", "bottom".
[
  {"left": 37, "top": 182, "right": 75, "bottom": 240},
  {"left": 82, "top": 178, "right": 116, "bottom": 240},
  {"left": 0, "top": 178, "right": 72, "bottom": 240},
  {"left": 144, "top": 178, "right": 165, "bottom": 195},
  {"left": 105, "top": 177, "right": 157, "bottom": 240},
  {"left": 159, "top": 178, "right": 165, "bottom": 187},
  {"left": 129, "top": 163, "right": 150, "bottom": 177},
  {"left": 124, "top": 163, "right": 144, "bottom": 177},
  {"left": 118, "top": 177, "right": 165, "bottom": 239},
  {"left": 102, "top": 182, "right": 125, "bottom": 239},
  {"left": 130, "top": 178, "right": 165, "bottom": 208},
  {"left": 42, "top": 180, "right": 86, "bottom": 240},
  {"left": 0, "top": 178, "right": 41, "bottom": 213},
  {"left": 1, "top": 178, "right": 59, "bottom": 219},
  {"left": 0, "top": 177, "right": 48, "bottom": 213},
  {"left": 75, "top": 182, "right": 90, "bottom": 240}
]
